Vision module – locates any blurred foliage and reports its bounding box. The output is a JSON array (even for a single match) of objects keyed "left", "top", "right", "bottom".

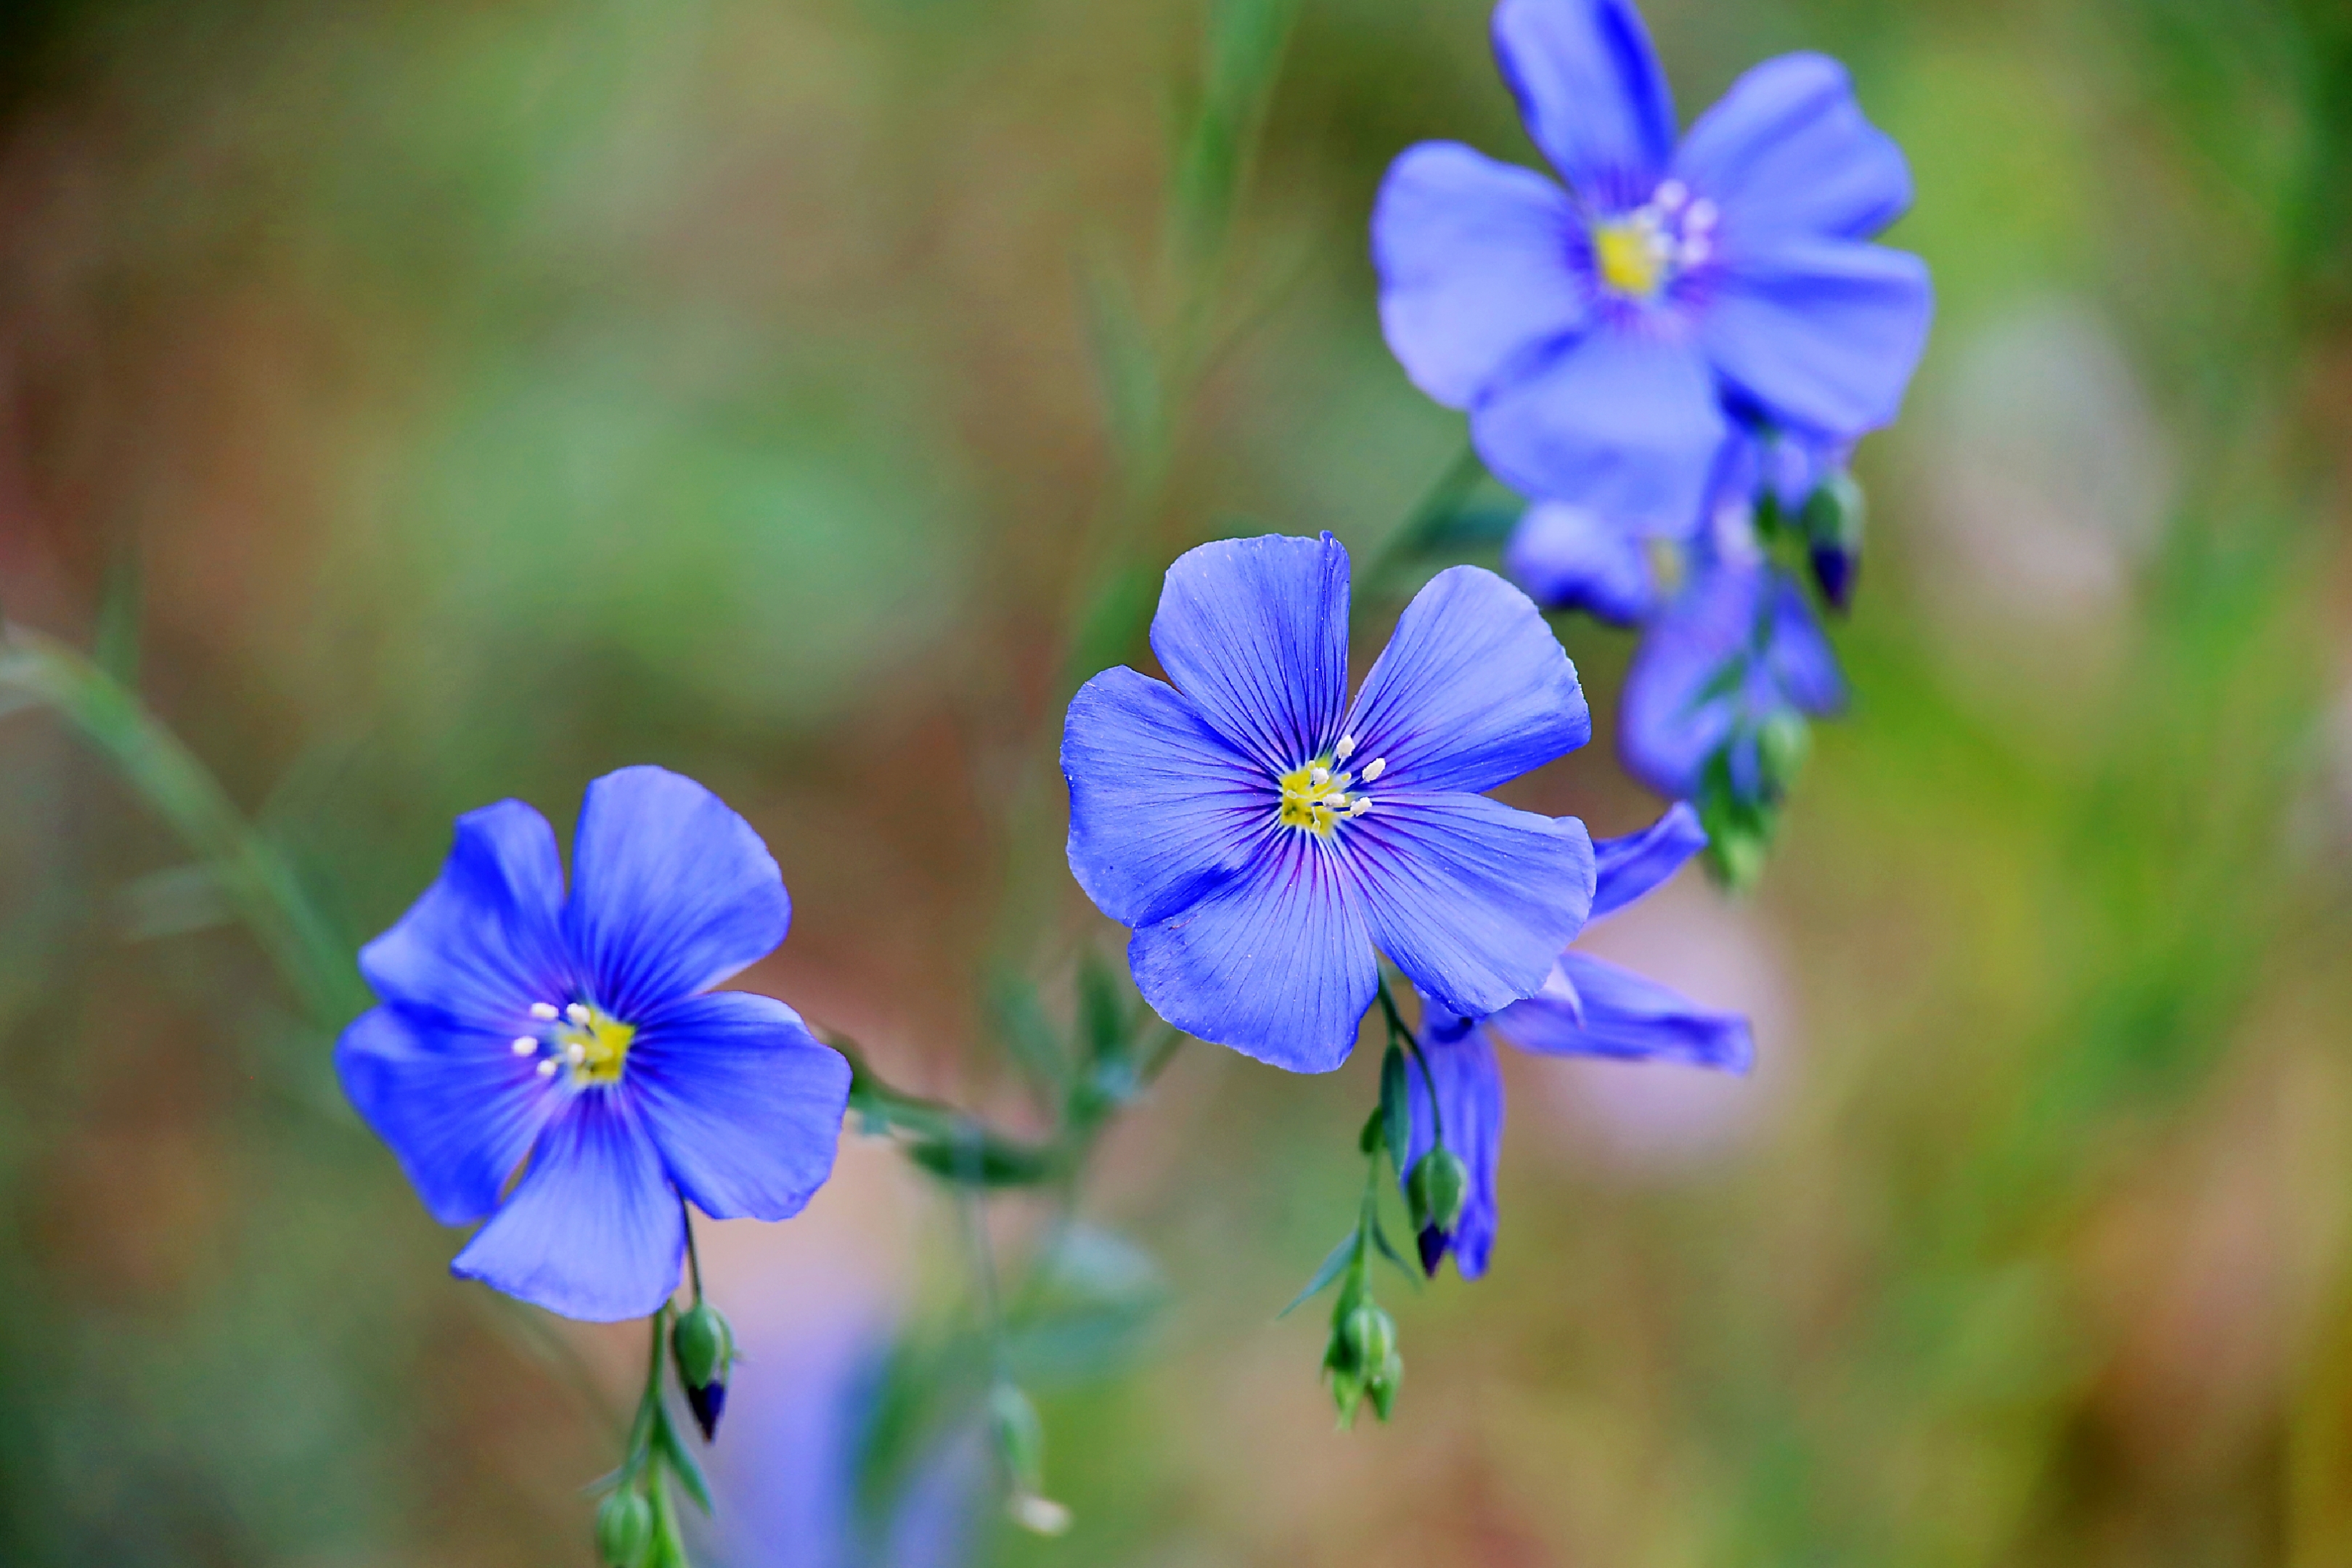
[{"left": 0, "top": 0, "right": 2346, "bottom": 1564}]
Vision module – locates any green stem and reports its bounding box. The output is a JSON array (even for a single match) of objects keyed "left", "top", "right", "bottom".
[{"left": 0, "top": 625, "right": 362, "bottom": 1028}]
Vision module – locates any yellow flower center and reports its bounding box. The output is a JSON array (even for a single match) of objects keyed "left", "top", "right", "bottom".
[
  {"left": 1275, "top": 737, "right": 1384, "bottom": 835},
  {"left": 1594, "top": 219, "right": 1668, "bottom": 298}
]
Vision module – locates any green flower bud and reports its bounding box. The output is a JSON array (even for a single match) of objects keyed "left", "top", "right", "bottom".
[
  {"left": 1367, "top": 1351, "right": 1404, "bottom": 1421},
  {"left": 671, "top": 1302, "right": 732, "bottom": 1391},
  {"left": 595, "top": 1487, "right": 653, "bottom": 1568},
  {"left": 1409, "top": 1148, "right": 1468, "bottom": 1234},
  {"left": 1756, "top": 711, "right": 1810, "bottom": 795},
  {"left": 1342, "top": 1303, "right": 1395, "bottom": 1373}
]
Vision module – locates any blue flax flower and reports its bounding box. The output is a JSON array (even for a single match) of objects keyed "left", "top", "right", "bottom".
[
  {"left": 1063, "top": 532, "right": 1596, "bottom": 1073},
  {"left": 1618, "top": 556, "right": 1842, "bottom": 803},
  {"left": 1402, "top": 803, "right": 1752, "bottom": 1276},
  {"left": 1372, "top": 0, "right": 1930, "bottom": 535},
  {"left": 338, "top": 766, "right": 852, "bottom": 1321}
]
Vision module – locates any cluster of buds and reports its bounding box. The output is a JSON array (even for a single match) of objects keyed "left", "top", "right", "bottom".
[{"left": 1323, "top": 1286, "right": 1402, "bottom": 1427}]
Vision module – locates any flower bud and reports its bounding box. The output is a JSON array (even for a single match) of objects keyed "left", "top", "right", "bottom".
[
  {"left": 1756, "top": 711, "right": 1809, "bottom": 796},
  {"left": 989, "top": 1381, "right": 1047, "bottom": 1495},
  {"left": 1342, "top": 1302, "right": 1395, "bottom": 1372},
  {"left": 671, "top": 1302, "right": 732, "bottom": 1390},
  {"left": 595, "top": 1488, "right": 653, "bottom": 1568},
  {"left": 1367, "top": 1350, "right": 1404, "bottom": 1421},
  {"left": 1802, "top": 471, "right": 1865, "bottom": 613},
  {"left": 1409, "top": 1148, "right": 1468, "bottom": 1235}
]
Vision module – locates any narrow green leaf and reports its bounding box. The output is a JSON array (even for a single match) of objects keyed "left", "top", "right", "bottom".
[
  {"left": 1368, "top": 1219, "right": 1423, "bottom": 1290},
  {"left": 652, "top": 1408, "right": 714, "bottom": 1513},
  {"left": 1278, "top": 1229, "right": 1360, "bottom": 1318}
]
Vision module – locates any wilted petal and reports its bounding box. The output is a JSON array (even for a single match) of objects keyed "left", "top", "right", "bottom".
[{"left": 1496, "top": 951, "right": 1752, "bottom": 1071}]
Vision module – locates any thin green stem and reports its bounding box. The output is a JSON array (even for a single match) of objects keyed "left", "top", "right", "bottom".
[{"left": 682, "top": 1205, "right": 705, "bottom": 1306}]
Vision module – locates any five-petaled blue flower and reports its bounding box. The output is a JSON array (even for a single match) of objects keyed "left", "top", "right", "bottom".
[
  {"left": 338, "top": 765, "right": 852, "bottom": 1322},
  {"left": 1402, "top": 802, "right": 1752, "bottom": 1276},
  {"left": 1372, "top": 0, "right": 1931, "bottom": 536},
  {"left": 1063, "top": 532, "right": 1597, "bottom": 1073}
]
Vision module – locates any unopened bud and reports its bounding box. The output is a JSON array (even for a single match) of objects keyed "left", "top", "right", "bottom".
[
  {"left": 989, "top": 1381, "right": 1047, "bottom": 1495},
  {"left": 671, "top": 1302, "right": 733, "bottom": 1440},
  {"left": 1367, "top": 1351, "right": 1405, "bottom": 1421},
  {"left": 1756, "top": 711, "right": 1810, "bottom": 795},
  {"left": 1802, "top": 471, "right": 1864, "bottom": 612},
  {"left": 1409, "top": 1148, "right": 1468, "bottom": 1235},
  {"left": 1342, "top": 1303, "right": 1395, "bottom": 1372},
  {"left": 595, "top": 1488, "right": 653, "bottom": 1568}
]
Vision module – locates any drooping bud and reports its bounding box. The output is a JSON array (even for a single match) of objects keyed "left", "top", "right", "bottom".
[
  {"left": 1342, "top": 1302, "right": 1396, "bottom": 1372},
  {"left": 671, "top": 1302, "right": 733, "bottom": 1440},
  {"left": 1408, "top": 1148, "right": 1468, "bottom": 1236},
  {"left": 1755, "top": 711, "right": 1810, "bottom": 797},
  {"left": 1367, "top": 1350, "right": 1405, "bottom": 1421},
  {"left": 1802, "top": 470, "right": 1865, "bottom": 613},
  {"left": 595, "top": 1487, "right": 654, "bottom": 1568}
]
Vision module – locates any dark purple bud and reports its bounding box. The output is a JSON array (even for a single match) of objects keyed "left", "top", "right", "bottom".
[
  {"left": 1810, "top": 543, "right": 1856, "bottom": 613},
  {"left": 1416, "top": 1225, "right": 1450, "bottom": 1276},
  {"left": 685, "top": 1377, "right": 727, "bottom": 1442}
]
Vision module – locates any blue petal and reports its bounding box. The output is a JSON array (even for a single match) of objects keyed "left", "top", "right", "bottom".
[
  {"left": 1471, "top": 326, "right": 1726, "bottom": 537},
  {"left": 1340, "top": 565, "right": 1591, "bottom": 796},
  {"left": 629, "top": 991, "right": 852, "bottom": 1221},
  {"left": 1147, "top": 534, "right": 1351, "bottom": 775},
  {"left": 1495, "top": 951, "right": 1753, "bottom": 1071},
  {"left": 1127, "top": 830, "right": 1374, "bottom": 1073},
  {"left": 562, "top": 766, "right": 791, "bottom": 1021},
  {"left": 1675, "top": 53, "right": 1912, "bottom": 243},
  {"left": 335, "top": 1004, "right": 561, "bottom": 1225},
  {"left": 1345, "top": 793, "right": 1594, "bottom": 1021},
  {"left": 1591, "top": 801, "right": 1706, "bottom": 920},
  {"left": 359, "top": 799, "right": 573, "bottom": 1029},
  {"left": 1492, "top": 0, "right": 1676, "bottom": 211},
  {"left": 1503, "top": 501, "right": 1658, "bottom": 624},
  {"left": 1617, "top": 567, "right": 1752, "bottom": 798},
  {"left": 1699, "top": 238, "right": 1933, "bottom": 439},
  {"left": 1372, "top": 142, "right": 1591, "bottom": 409},
  {"left": 1764, "top": 571, "right": 1846, "bottom": 714},
  {"left": 1402, "top": 1026, "right": 1504, "bottom": 1279},
  {"left": 451, "top": 1092, "right": 685, "bottom": 1321},
  {"left": 1062, "top": 666, "right": 1275, "bottom": 928}
]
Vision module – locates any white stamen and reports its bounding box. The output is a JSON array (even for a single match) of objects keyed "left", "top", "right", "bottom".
[
  {"left": 529, "top": 1002, "right": 560, "bottom": 1021},
  {"left": 1335, "top": 734, "right": 1357, "bottom": 762},
  {"left": 511, "top": 1037, "right": 538, "bottom": 1056},
  {"left": 1686, "top": 197, "right": 1718, "bottom": 232},
  {"left": 536, "top": 1058, "right": 559, "bottom": 1078},
  {"left": 566, "top": 1042, "right": 588, "bottom": 1064},
  {"left": 1349, "top": 797, "right": 1373, "bottom": 817},
  {"left": 1679, "top": 237, "right": 1712, "bottom": 268},
  {"left": 565, "top": 1003, "right": 591, "bottom": 1025},
  {"left": 1320, "top": 791, "right": 1349, "bottom": 807},
  {"left": 1363, "top": 756, "right": 1387, "bottom": 782},
  {"left": 1309, "top": 765, "right": 1331, "bottom": 788},
  {"left": 1655, "top": 179, "right": 1688, "bottom": 211}
]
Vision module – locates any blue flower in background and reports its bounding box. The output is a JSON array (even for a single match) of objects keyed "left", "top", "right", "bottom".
[
  {"left": 1402, "top": 803, "right": 1752, "bottom": 1277},
  {"left": 1618, "top": 558, "right": 1842, "bottom": 804},
  {"left": 1063, "top": 532, "right": 1597, "bottom": 1073},
  {"left": 338, "top": 766, "right": 852, "bottom": 1321},
  {"left": 1372, "top": 0, "right": 1930, "bottom": 536}
]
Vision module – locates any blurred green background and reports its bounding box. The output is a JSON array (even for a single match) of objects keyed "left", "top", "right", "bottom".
[{"left": 0, "top": 0, "right": 2347, "bottom": 1562}]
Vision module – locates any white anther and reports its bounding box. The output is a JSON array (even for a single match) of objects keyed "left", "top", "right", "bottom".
[
  {"left": 1335, "top": 734, "right": 1357, "bottom": 762},
  {"left": 529, "top": 1002, "right": 560, "bottom": 1021},
  {"left": 536, "top": 1058, "right": 559, "bottom": 1078},
  {"left": 1363, "top": 756, "right": 1387, "bottom": 782},
  {"left": 565, "top": 1003, "right": 591, "bottom": 1024},
  {"left": 1320, "top": 791, "right": 1349, "bottom": 807},
  {"left": 1655, "top": 178, "right": 1688, "bottom": 211},
  {"left": 566, "top": 1042, "right": 588, "bottom": 1064},
  {"left": 1686, "top": 197, "right": 1718, "bottom": 232},
  {"left": 1349, "top": 797, "right": 1373, "bottom": 817},
  {"left": 510, "top": 1037, "right": 538, "bottom": 1056},
  {"left": 1309, "top": 765, "right": 1331, "bottom": 788},
  {"left": 1680, "top": 237, "right": 1712, "bottom": 268}
]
